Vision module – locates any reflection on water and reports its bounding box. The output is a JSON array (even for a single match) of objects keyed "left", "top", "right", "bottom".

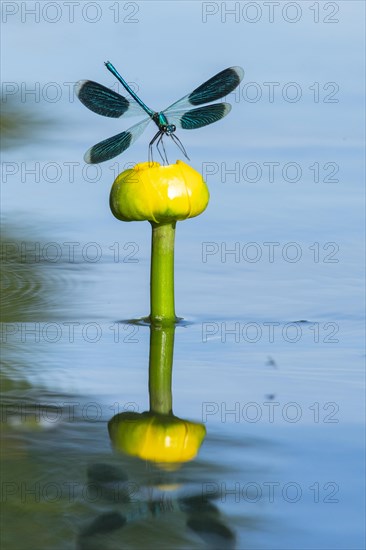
[
  {"left": 79, "top": 461, "right": 237, "bottom": 550},
  {"left": 0, "top": 226, "right": 257, "bottom": 550},
  {"left": 1, "top": 393, "right": 246, "bottom": 549},
  {"left": 109, "top": 324, "right": 206, "bottom": 465}
]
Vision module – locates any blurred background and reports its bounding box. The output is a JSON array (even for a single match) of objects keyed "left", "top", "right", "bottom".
[{"left": 1, "top": 1, "right": 365, "bottom": 549}]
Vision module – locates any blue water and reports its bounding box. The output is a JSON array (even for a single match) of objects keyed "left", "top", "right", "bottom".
[{"left": 1, "top": 2, "right": 365, "bottom": 549}]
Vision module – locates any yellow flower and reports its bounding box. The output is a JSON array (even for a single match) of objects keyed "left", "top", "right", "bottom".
[
  {"left": 110, "top": 161, "right": 209, "bottom": 223},
  {"left": 108, "top": 412, "right": 206, "bottom": 465}
]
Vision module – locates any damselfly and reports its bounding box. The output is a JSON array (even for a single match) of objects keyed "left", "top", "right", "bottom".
[{"left": 75, "top": 62, "right": 244, "bottom": 164}]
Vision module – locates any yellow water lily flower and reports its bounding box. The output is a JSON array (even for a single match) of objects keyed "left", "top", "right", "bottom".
[
  {"left": 108, "top": 411, "right": 206, "bottom": 464},
  {"left": 110, "top": 161, "right": 209, "bottom": 223}
]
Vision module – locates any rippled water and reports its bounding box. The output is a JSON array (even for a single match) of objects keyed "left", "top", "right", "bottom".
[{"left": 1, "top": 2, "right": 365, "bottom": 549}]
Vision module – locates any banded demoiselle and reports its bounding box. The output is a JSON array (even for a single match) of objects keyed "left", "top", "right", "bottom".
[{"left": 75, "top": 62, "right": 244, "bottom": 164}]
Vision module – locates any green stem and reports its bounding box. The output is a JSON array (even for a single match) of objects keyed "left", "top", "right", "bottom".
[
  {"left": 149, "top": 221, "right": 176, "bottom": 324},
  {"left": 148, "top": 325, "right": 175, "bottom": 414}
]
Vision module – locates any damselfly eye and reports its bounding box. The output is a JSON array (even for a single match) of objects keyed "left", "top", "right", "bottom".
[{"left": 171, "top": 125, "right": 176, "bottom": 132}]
